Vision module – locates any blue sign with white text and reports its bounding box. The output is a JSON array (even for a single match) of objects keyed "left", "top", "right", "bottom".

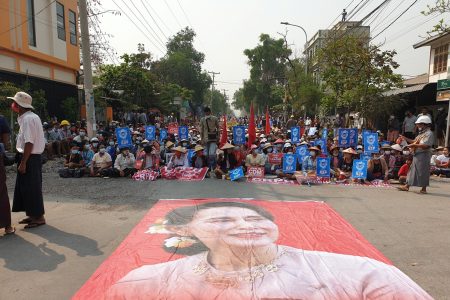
[
  {"left": 360, "top": 153, "right": 371, "bottom": 161},
  {"left": 115, "top": 127, "right": 132, "bottom": 148},
  {"left": 349, "top": 128, "right": 358, "bottom": 147},
  {"left": 322, "top": 128, "right": 328, "bottom": 139},
  {"left": 363, "top": 132, "right": 379, "bottom": 154},
  {"left": 178, "top": 126, "right": 189, "bottom": 141},
  {"left": 229, "top": 166, "right": 245, "bottom": 181},
  {"left": 145, "top": 125, "right": 156, "bottom": 141},
  {"left": 283, "top": 154, "right": 296, "bottom": 174},
  {"left": 296, "top": 145, "right": 308, "bottom": 164},
  {"left": 316, "top": 157, "right": 331, "bottom": 178},
  {"left": 352, "top": 159, "right": 368, "bottom": 179},
  {"left": 338, "top": 128, "right": 350, "bottom": 147},
  {"left": 315, "top": 138, "right": 327, "bottom": 155},
  {"left": 159, "top": 129, "right": 168, "bottom": 142},
  {"left": 187, "top": 149, "right": 195, "bottom": 167},
  {"left": 233, "top": 126, "right": 246, "bottom": 145},
  {"left": 291, "top": 126, "right": 301, "bottom": 143}
]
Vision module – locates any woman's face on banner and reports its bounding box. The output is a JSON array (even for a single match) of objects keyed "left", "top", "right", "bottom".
[{"left": 188, "top": 207, "right": 278, "bottom": 249}]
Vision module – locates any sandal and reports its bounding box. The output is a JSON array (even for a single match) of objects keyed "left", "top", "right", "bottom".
[
  {"left": 4, "top": 227, "right": 15, "bottom": 235},
  {"left": 18, "top": 217, "right": 33, "bottom": 224},
  {"left": 24, "top": 221, "right": 46, "bottom": 229},
  {"left": 397, "top": 186, "right": 409, "bottom": 192},
  {"left": 415, "top": 190, "right": 428, "bottom": 195}
]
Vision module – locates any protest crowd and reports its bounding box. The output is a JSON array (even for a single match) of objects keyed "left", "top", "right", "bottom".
[{"left": 38, "top": 104, "right": 449, "bottom": 192}]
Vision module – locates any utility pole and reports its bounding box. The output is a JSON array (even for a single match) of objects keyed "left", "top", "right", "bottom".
[
  {"left": 79, "top": 0, "right": 97, "bottom": 138},
  {"left": 208, "top": 71, "right": 220, "bottom": 108},
  {"left": 445, "top": 70, "right": 450, "bottom": 147}
]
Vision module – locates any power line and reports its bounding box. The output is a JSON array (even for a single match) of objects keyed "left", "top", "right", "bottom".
[
  {"left": 111, "top": 0, "right": 165, "bottom": 54},
  {"left": 163, "top": 0, "right": 183, "bottom": 29},
  {"left": 140, "top": 0, "right": 169, "bottom": 40},
  {"left": 327, "top": 0, "right": 358, "bottom": 29},
  {"left": 144, "top": 0, "right": 173, "bottom": 34},
  {"left": 176, "top": 0, "right": 193, "bottom": 28},
  {"left": 372, "top": 0, "right": 409, "bottom": 32},
  {"left": 88, "top": 15, "right": 119, "bottom": 65}
]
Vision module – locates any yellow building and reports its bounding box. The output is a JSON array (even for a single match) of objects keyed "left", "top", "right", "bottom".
[{"left": 0, "top": 0, "right": 80, "bottom": 116}]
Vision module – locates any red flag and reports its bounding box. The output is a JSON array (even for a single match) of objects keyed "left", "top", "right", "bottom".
[
  {"left": 265, "top": 106, "right": 271, "bottom": 135},
  {"left": 248, "top": 103, "right": 256, "bottom": 147},
  {"left": 220, "top": 115, "right": 228, "bottom": 148}
]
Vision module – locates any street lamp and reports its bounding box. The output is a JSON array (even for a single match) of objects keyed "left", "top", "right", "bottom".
[{"left": 281, "top": 22, "right": 308, "bottom": 74}]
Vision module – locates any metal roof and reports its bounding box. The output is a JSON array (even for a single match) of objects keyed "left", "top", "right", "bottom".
[{"left": 383, "top": 83, "right": 428, "bottom": 96}]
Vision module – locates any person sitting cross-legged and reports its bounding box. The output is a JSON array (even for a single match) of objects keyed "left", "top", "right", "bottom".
[
  {"left": 114, "top": 146, "right": 137, "bottom": 177},
  {"left": 90, "top": 144, "right": 113, "bottom": 177}
]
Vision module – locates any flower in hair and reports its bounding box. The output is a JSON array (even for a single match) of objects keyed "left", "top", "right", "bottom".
[
  {"left": 145, "top": 218, "right": 171, "bottom": 234},
  {"left": 164, "top": 236, "right": 197, "bottom": 248}
]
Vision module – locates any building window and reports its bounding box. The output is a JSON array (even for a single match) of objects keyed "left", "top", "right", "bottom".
[
  {"left": 433, "top": 44, "right": 448, "bottom": 74},
  {"left": 56, "top": 2, "right": 66, "bottom": 41},
  {"left": 27, "top": 0, "right": 36, "bottom": 46},
  {"left": 69, "top": 10, "right": 77, "bottom": 45}
]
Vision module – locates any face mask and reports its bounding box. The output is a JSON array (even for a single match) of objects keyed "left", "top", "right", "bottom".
[
  {"left": 417, "top": 126, "right": 424, "bottom": 131},
  {"left": 403, "top": 150, "right": 410, "bottom": 155},
  {"left": 71, "top": 150, "right": 79, "bottom": 155},
  {"left": 384, "top": 151, "right": 391, "bottom": 155},
  {"left": 373, "top": 156, "right": 380, "bottom": 160},
  {"left": 332, "top": 151, "right": 339, "bottom": 156},
  {"left": 234, "top": 147, "right": 240, "bottom": 151},
  {"left": 123, "top": 150, "right": 130, "bottom": 156},
  {"left": 267, "top": 148, "right": 273, "bottom": 153},
  {"left": 287, "top": 151, "right": 293, "bottom": 154},
  {"left": 84, "top": 145, "right": 90, "bottom": 150},
  {"left": 260, "top": 143, "right": 265, "bottom": 148},
  {"left": 181, "top": 142, "right": 188, "bottom": 147},
  {"left": 357, "top": 150, "right": 363, "bottom": 154},
  {"left": 109, "top": 141, "right": 114, "bottom": 146},
  {"left": 309, "top": 151, "right": 316, "bottom": 156},
  {"left": 99, "top": 148, "right": 106, "bottom": 154},
  {"left": 92, "top": 143, "right": 98, "bottom": 148},
  {"left": 79, "top": 132, "right": 86, "bottom": 137}
]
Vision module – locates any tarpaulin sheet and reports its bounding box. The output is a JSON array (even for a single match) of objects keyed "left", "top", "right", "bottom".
[
  {"left": 160, "top": 167, "right": 208, "bottom": 181},
  {"left": 73, "top": 199, "right": 432, "bottom": 300}
]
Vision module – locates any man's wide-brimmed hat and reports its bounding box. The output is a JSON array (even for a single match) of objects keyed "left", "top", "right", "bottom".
[
  {"left": 391, "top": 144, "right": 402, "bottom": 152},
  {"left": 165, "top": 141, "right": 174, "bottom": 148},
  {"left": 221, "top": 143, "right": 235, "bottom": 150},
  {"left": 308, "top": 146, "right": 321, "bottom": 152},
  {"left": 172, "top": 146, "right": 187, "bottom": 153},
  {"left": 194, "top": 145, "right": 204, "bottom": 152},
  {"left": 342, "top": 147, "right": 357, "bottom": 155},
  {"left": 263, "top": 143, "right": 273, "bottom": 150},
  {"left": 8, "top": 91, "right": 34, "bottom": 109}
]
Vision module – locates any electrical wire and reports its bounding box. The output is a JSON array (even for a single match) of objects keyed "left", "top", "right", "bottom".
[
  {"left": 140, "top": 0, "right": 168, "bottom": 40},
  {"left": 327, "top": 0, "right": 358, "bottom": 29},
  {"left": 176, "top": 0, "right": 193, "bottom": 28},
  {"left": 144, "top": 0, "right": 173, "bottom": 34},
  {"left": 163, "top": 0, "right": 183, "bottom": 29}
]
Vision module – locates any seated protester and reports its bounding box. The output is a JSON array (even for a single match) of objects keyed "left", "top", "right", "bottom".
[
  {"left": 356, "top": 145, "right": 364, "bottom": 157},
  {"left": 191, "top": 145, "right": 207, "bottom": 169},
  {"left": 59, "top": 120, "right": 73, "bottom": 155},
  {"left": 276, "top": 143, "right": 296, "bottom": 180},
  {"left": 367, "top": 151, "right": 389, "bottom": 182},
  {"left": 90, "top": 137, "right": 100, "bottom": 153},
  {"left": 114, "top": 146, "right": 137, "bottom": 177},
  {"left": 106, "top": 138, "right": 117, "bottom": 164},
  {"left": 59, "top": 145, "right": 85, "bottom": 178},
  {"left": 273, "top": 139, "right": 284, "bottom": 154},
  {"left": 245, "top": 145, "right": 265, "bottom": 169},
  {"left": 330, "top": 145, "right": 343, "bottom": 176},
  {"left": 398, "top": 156, "right": 413, "bottom": 184},
  {"left": 390, "top": 144, "right": 405, "bottom": 179},
  {"left": 179, "top": 138, "right": 190, "bottom": 149},
  {"left": 381, "top": 144, "right": 395, "bottom": 175},
  {"left": 167, "top": 146, "right": 189, "bottom": 169},
  {"left": 214, "top": 143, "right": 238, "bottom": 179},
  {"left": 162, "top": 141, "right": 175, "bottom": 166},
  {"left": 73, "top": 128, "right": 89, "bottom": 144},
  {"left": 136, "top": 143, "right": 160, "bottom": 170},
  {"left": 432, "top": 146, "right": 450, "bottom": 178},
  {"left": 301, "top": 146, "right": 321, "bottom": 175},
  {"left": 90, "top": 144, "right": 113, "bottom": 177},
  {"left": 44, "top": 123, "right": 62, "bottom": 158},
  {"left": 137, "top": 139, "right": 150, "bottom": 155},
  {"left": 263, "top": 143, "right": 279, "bottom": 175},
  {"left": 81, "top": 141, "right": 95, "bottom": 171},
  {"left": 233, "top": 144, "right": 246, "bottom": 167},
  {"left": 336, "top": 148, "right": 357, "bottom": 181},
  {"left": 430, "top": 146, "right": 445, "bottom": 167}
]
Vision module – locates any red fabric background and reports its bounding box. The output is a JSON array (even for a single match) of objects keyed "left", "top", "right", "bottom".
[{"left": 72, "top": 199, "right": 391, "bottom": 300}]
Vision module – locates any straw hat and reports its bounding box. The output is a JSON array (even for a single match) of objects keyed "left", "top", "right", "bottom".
[
  {"left": 308, "top": 146, "right": 321, "bottom": 152},
  {"left": 330, "top": 145, "right": 339, "bottom": 152},
  {"left": 166, "top": 141, "right": 174, "bottom": 148},
  {"left": 250, "top": 144, "right": 258, "bottom": 150},
  {"left": 435, "top": 146, "right": 445, "bottom": 151},
  {"left": 172, "top": 146, "right": 187, "bottom": 153},
  {"left": 8, "top": 92, "right": 34, "bottom": 109},
  {"left": 194, "top": 145, "right": 204, "bottom": 152},
  {"left": 221, "top": 143, "right": 235, "bottom": 150},
  {"left": 381, "top": 144, "right": 391, "bottom": 149},
  {"left": 342, "top": 147, "right": 357, "bottom": 155},
  {"left": 263, "top": 143, "right": 273, "bottom": 150},
  {"left": 274, "top": 139, "right": 284, "bottom": 144},
  {"left": 142, "top": 139, "right": 150, "bottom": 144}
]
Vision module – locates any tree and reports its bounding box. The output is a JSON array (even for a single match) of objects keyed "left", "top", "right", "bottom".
[
  {"left": 317, "top": 36, "right": 403, "bottom": 120},
  {"left": 422, "top": 0, "right": 450, "bottom": 35}
]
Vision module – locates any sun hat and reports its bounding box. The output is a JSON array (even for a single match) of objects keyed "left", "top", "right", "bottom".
[
  {"left": 274, "top": 139, "right": 284, "bottom": 144},
  {"left": 381, "top": 144, "right": 391, "bottom": 149},
  {"left": 263, "top": 143, "right": 273, "bottom": 150},
  {"left": 172, "top": 146, "right": 187, "bottom": 153},
  {"left": 194, "top": 145, "right": 204, "bottom": 152},
  {"left": 250, "top": 144, "right": 258, "bottom": 150},
  {"left": 7, "top": 92, "right": 34, "bottom": 109},
  {"left": 308, "top": 146, "right": 321, "bottom": 152},
  {"left": 221, "top": 143, "right": 235, "bottom": 150},
  {"left": 330, "top": 145, "right": 339, "bottom": 151},
  {"left": 342, "top": 148, "right": 357, "bottom": 155},
  {"left": 391, "top": 144, "right": 402, "bottom": 152},
  {"left": 415, "top": 115, "right": 432, "bottom": 124},
  {"left": 283, "top": 142, "right": 293, "bottom": 148},
  {"left": 435, "top": 146, "right": 445, "bottom": 151},
  {"left": 166, "top": 141, "right": 174, "bottom": 148}
]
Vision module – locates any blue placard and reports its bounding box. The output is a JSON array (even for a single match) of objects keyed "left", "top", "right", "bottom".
[
  {"left": 115, "top": 127, "right": 132, "bottom": 148},
  {"left": 282, "top": 153, "right": 296, "bottom": 174},
  {"left": 229, "top": 166, "right": 245, "bottom": 181},
  {"left": 314, "top": 138, "right": 327, "bottom": 155},
  {"left": 187, "top": 149, "right": 195, "bottom": 167},
  {"left": 360, "top": 153, "right": 371, "bottom": 161},
  {"left": 178, "top": 126, "right": 189, "bottom": 140},
  {"left": 291, "top": 126, "right": 300, "bottom": 143},
  {"left": 233, "top": 126, "right": 246, "bottom": 145},
  {"left": 322, "top": 128, "right": 328, "bottom": 139},
  {"left": 338, "top": 128, "right": 350, "bottom": 147},
  {"left": 296, "top": 145, "right": 308, "bottom": 164},
  {"left": 362, "top": 129, "right": 371, "bottom": 137},
  {"left": 363, "top": 132, "right": 379, "bottom": 153},
  {"left": 159, "top": 129, "right": 168, "bottom": 142},
  {"left": 316, "top": 157, "right": 331, "bottom": 178},
  {"left": 145, "top": 125, "right": 156, "bottom": 141},
  {"left": 349, "top": 128, "right": 358, "bottom": 147},
  {"left": 352, "top": 159, "right": 368, "bottom": 179}
]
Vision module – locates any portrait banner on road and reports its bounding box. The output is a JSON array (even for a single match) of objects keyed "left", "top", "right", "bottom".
[
  {"left": 291, "top": 126, "right": 301, "bottom": 143},
  {"left": 115, "top": 127, "right": 132, "bottom": 148},
  {"left": 145, "top": 125, "right": 156, "bottom": 141},
  {"left": 267, "top": 153, "right": 283, "bottom": 165},
  {"left": 159, "top": 129, "right": 168, "bottom": 142},
  {"left": 316, "top": 157, "right": 331, "bottom": 178},
  {"left": 160, "top": 167, "right": 208, "bottom": 181},
  {"left": 352, "top": 159, "right": 368, "bottom": 179},
  {"left": 233, "top": 126, "right": 246, "bottom": 145},
  {"left": 363, "top": 132, "right": 379, "bottom": 154},
  {"left": 246, "top": 177, "right": 299, "bottom": 185},
  {"left": 282, "top": 153, "right": 296, "bottom": 174},
  {"left": 229, "top": 166, "right": 245, "bottom": 181},
  {"left": 178, "top": 126, "right": 189, "bottom": 141},
  {"left": 73, "top": 199, "right": 431, "bottom": 300},
  {"left": 246, "top": 166, "right": 265, "bottom": 178}
]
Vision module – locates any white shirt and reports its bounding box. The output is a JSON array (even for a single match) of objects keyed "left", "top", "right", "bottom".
[
  {"left": 114, "top": 153, "right": 135, "bottom": 171},
  {"left": 436, "top": 154, "right": 449, "bottom": 165},
  {"left": 16, "top": 111, "right": 45, "bottom": 154}
]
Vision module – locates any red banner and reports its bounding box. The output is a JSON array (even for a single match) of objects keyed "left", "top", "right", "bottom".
[
  {"left": 247, "top": 177, "right": 299, "bottom": 185},
  {"left": 160, "top": 167, "right": 208, "bottom": 181},
  {"left": 167, "top": 123, "right": 179, "bottom": 135},
  {"left": 267, "top": 153, "right": 283, "bottom": 165},
  {"left": 246, "top": 166, "right": 265, "bottom": 178},
  {"left": 73, "top": 199, "right": 431, "bottom": 300}
]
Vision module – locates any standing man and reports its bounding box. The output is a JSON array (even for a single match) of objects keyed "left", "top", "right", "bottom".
[
  {"left": 0, "top": 111, "right": 14, "bottom": 235},
  {"left": 200, "top": 107, "right": 219, "bottom": 170},
  {"left": 402, "top": 110, "right": 417, "bottom": 139},
  {"left": 9, "top": 92, "right": 46, "bottom": 228}
]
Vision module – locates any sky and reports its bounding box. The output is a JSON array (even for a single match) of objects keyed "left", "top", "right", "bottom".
[{"left": 98, "top": 0, "right": 448, "bottom": 104}]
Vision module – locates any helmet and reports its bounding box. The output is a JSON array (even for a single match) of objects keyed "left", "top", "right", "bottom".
[
  {"left": 90, "top": 137, "right": 99, "bottom": 142},
  {"left": 415, "top": 115, "right": 431, "bottom": 124},
  {"left": 60, "top": 120, "right": 70, "bottom": 126},
  {"left": 283, "top": 142, "right": 292, "bottom": 148}
]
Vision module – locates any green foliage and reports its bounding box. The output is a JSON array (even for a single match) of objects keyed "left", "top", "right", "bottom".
[
  {"left": 61, "top": 97, "right": 79, "bottom": 122},
  {"left": 317, "top": 36, "right": 403, "bottom": 120},
  {"left": 0, "top": 82, "right": 19, "bottom": 121},
  {"left": 205, "top": 89, "right": 229, "bottom": 115},
  {"left": 422, "top": 0, "right": 450, "bottom": 35}
]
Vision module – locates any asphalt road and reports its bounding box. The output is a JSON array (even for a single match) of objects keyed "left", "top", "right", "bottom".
[{"left": 1, "top": 171, "right": 449, "bottom": 299}]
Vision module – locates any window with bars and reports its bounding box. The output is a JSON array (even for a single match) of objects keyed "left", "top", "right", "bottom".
[
  {"left": 56, "top": 2, "right": 65, "bottom": 41},
  {"left": 27, "top": 0, "right": 36, "bottom": 46},
  {"left": 69, "top": 10, "right": 77, "bottom": 45},
  {"left": 433, "top": 44, "right": 448, "bottom": 74}
]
